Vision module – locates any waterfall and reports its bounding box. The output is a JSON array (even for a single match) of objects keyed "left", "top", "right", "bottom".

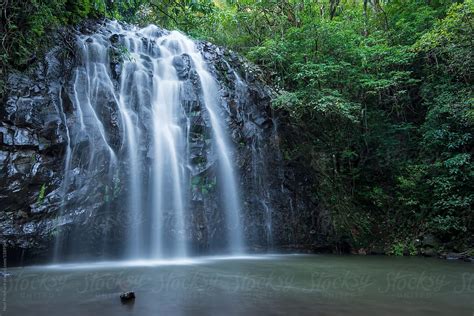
[{"left": 54, "top": 21, "right": 246, "bottom": 261}]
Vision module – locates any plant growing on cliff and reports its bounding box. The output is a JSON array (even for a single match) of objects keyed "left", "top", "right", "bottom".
[
  {"left": 191, "top": 175, "right": 217, "bottom": 195},
  {"left": 37, "top": 184, "right": 47, "bottom": 204},
  {"left": 390, "top": 242, "right": 405, "bottom": 256}
]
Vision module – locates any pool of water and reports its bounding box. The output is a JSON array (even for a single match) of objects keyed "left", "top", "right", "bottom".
[{"left": 3, "top": 255, "right": 474, "bottom": 315}]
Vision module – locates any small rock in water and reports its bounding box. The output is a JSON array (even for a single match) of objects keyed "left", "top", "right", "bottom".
[
  {"left": 463, "top": 257, "right": 474, "bottom": 263},
  {"left": 445, "top": 252, "right": 464, "bottom": 260},
  {"left": 120, "top": 291, "right": 135, "bottom": 303}
]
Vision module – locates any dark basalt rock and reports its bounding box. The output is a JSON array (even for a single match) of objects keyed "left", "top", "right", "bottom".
[
  {"left": 120, "top": 291, "right": 135, "bottom": 303},
  {"left": 173, "top": 54, "right": 192, "bottom": 80},
  {"left": 421, "top": 247, "right": 436, "bottom": 257},
  {"left": 109, "top": 34, "right": 120, "bottom": 43},
  {"left": 1, "top": 19, "right": 330, "bottom": 265}
]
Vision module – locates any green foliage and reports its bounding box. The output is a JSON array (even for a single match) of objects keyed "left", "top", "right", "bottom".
[
  {"left": 390, "top": 242, "right": 405, "bottom": 256},
  {"left": 390, "top": 240, "right": 417, "bottom": 256},
  {"left": 38, "top": 184, "right": 47, "bottom": 204},
  {"left": 128, "top": 0, "right": 216, "bottom": 33},
  {"left": 191, "top": 175, "right": 217, "bottom": 195},
  {"left": 110, "top": 45, "right": 134, "bottom": 63},
  {"left": 407, "top": 242, "right": 418, "bottom": 256},
  {"left": 0, "top": 0, "right": 154, "bottom": 93}
]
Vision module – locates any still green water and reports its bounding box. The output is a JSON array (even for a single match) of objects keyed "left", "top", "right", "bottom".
[{"left": 3, "top": 255, "right": 474, "bottom": 315}]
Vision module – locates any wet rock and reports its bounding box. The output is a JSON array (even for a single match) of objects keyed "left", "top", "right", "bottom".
[
  {"left": 12, "top": 98, "right": 37, "bottom": 126},
  {"left": 370, "top": 246, "right": 385, "bottom": 255},
  {"left": 109, "top": 34, "right": 119, "bottom": 43},
  {"left": 254, "top": 116, "right": 269, "bottom": 127},
  {"left": 438, "top": 252, "right": 467, "bottom": 260},
  {"left": 421, "top": 247, "right": 436, "bottom": 257},
  {"left": 22, "top": 222, "right": 37, "bottom": 234},
  {"left": 120, "top": 291, "right": 135, "bottom": 303},
  {"left": 358, "top": 248, "right": 367, "bottom": 255},
  {"left": 0, "top": 127, "right": 14, "bottom": 145},
  {"left": 421, "top": 234, "right": 440, "bottom": 248},
  {"left": 0, "top": 151, "right": 9, "bottom": 165},
  {"left": 446, "top": 252, "right": 465, "bottom": 260},
  {"left": 111, "top": 63, "right": 122, "bottom": 80},
  {"left": 13, "top": 128, "right": 39, "bottom": 147},
  {"left": 173, "top": 54, "right": 191, "bottom": 80}
]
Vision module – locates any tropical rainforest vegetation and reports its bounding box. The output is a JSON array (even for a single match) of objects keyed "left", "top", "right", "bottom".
[{"left": 1, "top": 0, "right": 472, "bottom": 255}]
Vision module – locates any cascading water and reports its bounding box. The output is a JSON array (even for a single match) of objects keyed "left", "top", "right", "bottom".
[
  {"left": 54, "top": 21, "right": 246, "bottom": 261},
  {"left": 231, "top": 66, "right": 275, "bottom": 250}
]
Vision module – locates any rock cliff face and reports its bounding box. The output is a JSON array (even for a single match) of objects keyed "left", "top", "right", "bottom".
[{"left": 0, "top": 20, "right": 331, "bottom": 264}]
